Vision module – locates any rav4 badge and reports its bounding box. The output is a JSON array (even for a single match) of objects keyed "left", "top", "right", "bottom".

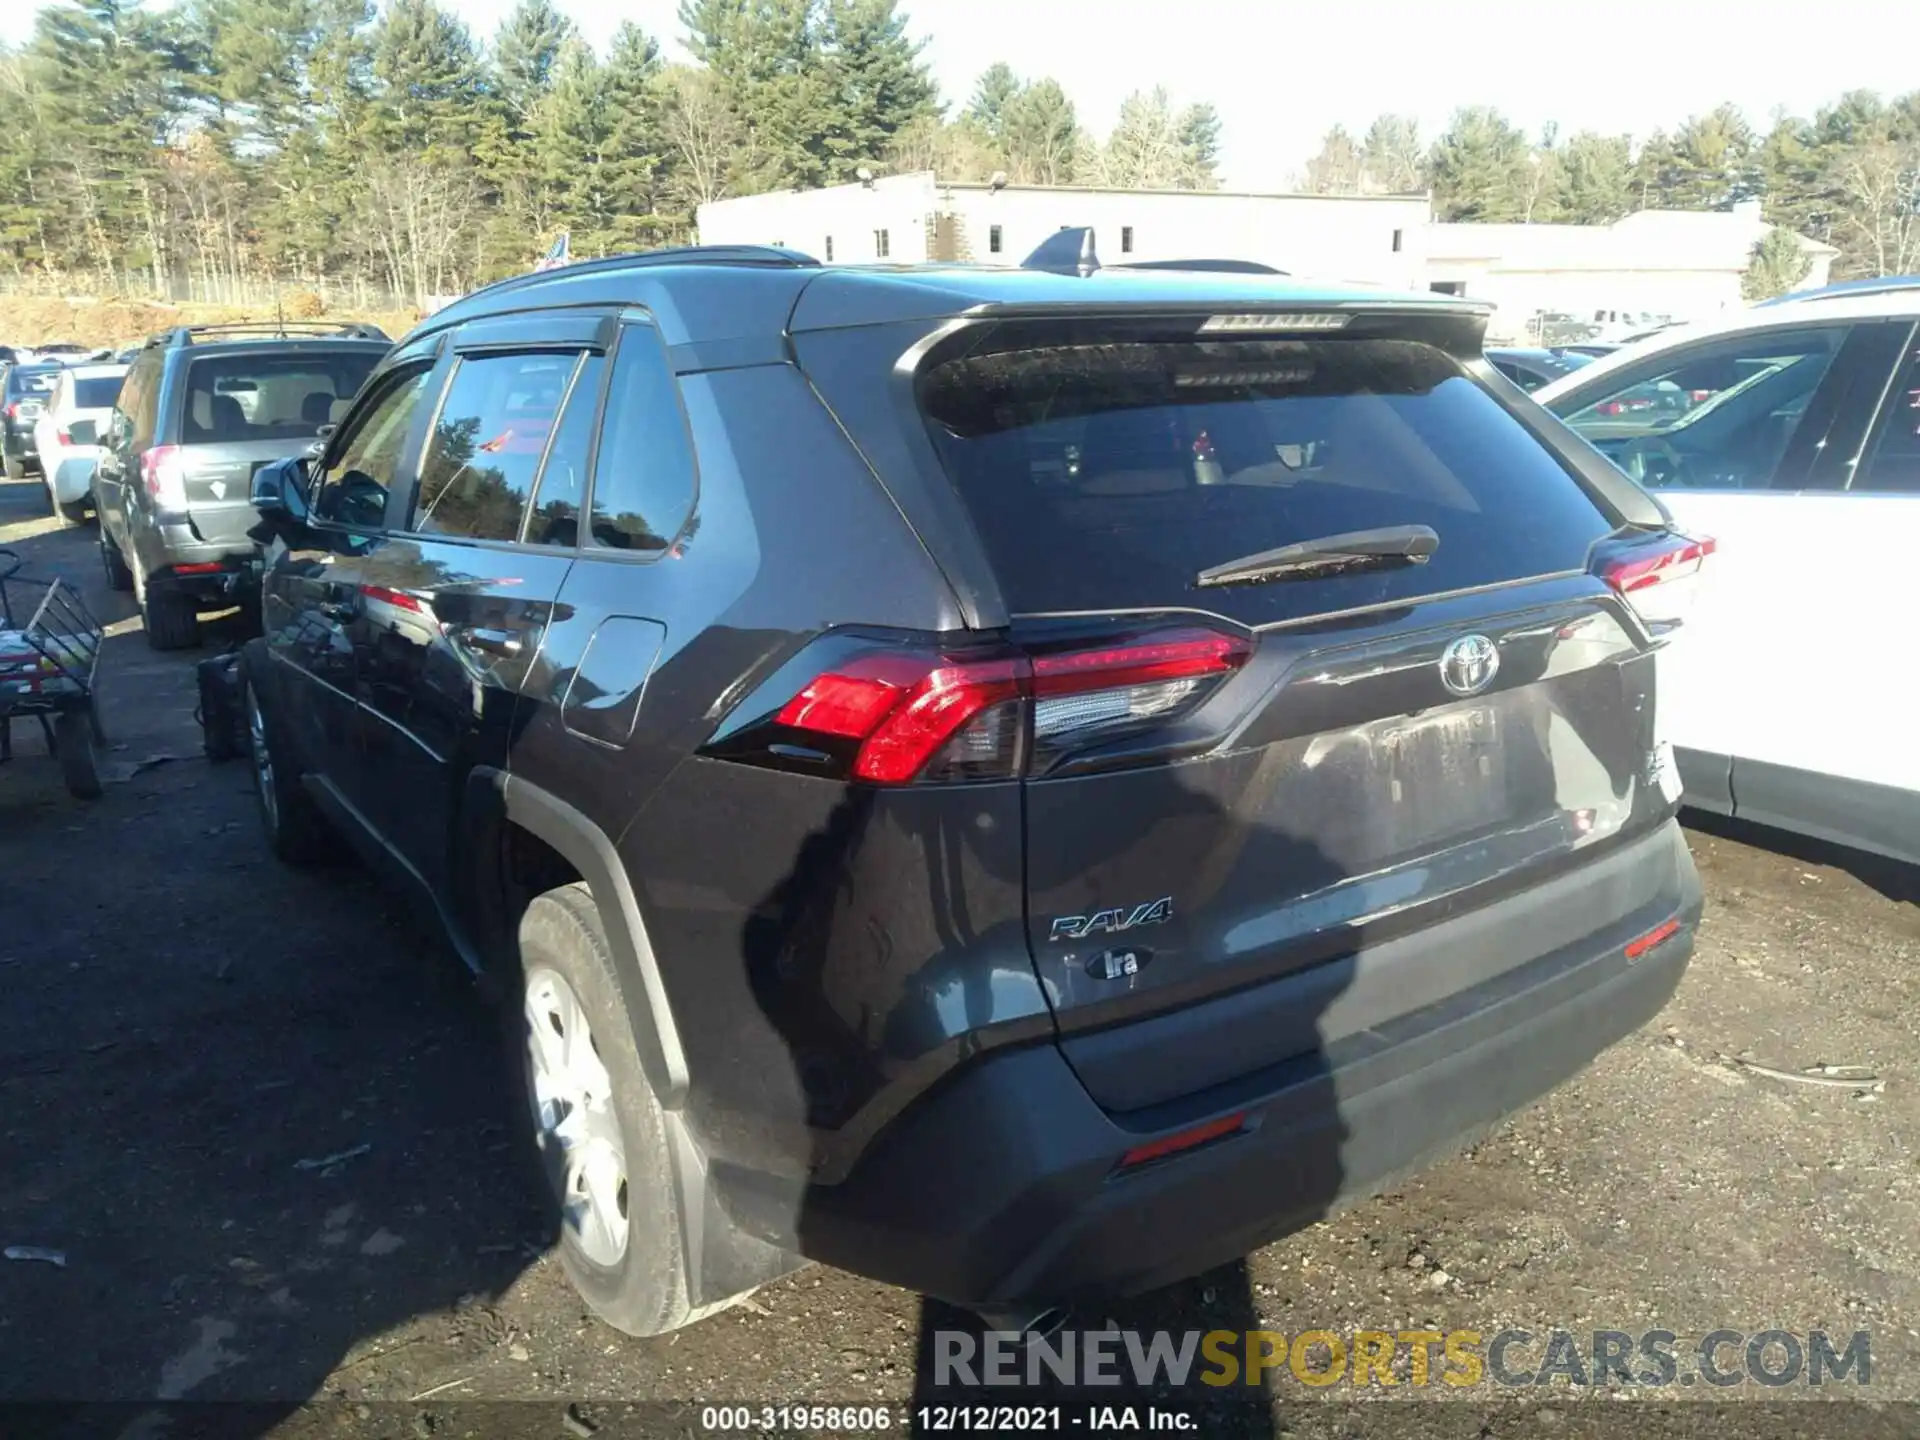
[{"left": 1050, "top": 897, "right": 1173, "bottom": 943}]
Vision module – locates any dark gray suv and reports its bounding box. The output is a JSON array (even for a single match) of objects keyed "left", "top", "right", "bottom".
[
  {"left": 93, "top": 324, "right": 389, "bottom": 648},
  {"left": 240, "top": 242, "right": 1704, "bottom": 1338}
]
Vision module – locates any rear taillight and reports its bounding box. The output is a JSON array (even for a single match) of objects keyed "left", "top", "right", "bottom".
[
  {"left": 141, "top": 444, "right": 188, "bottom": 512},
  {"left": 1599, "top": 532, "right": 1715, "bottom": 594},
  {"left": 737, "top": 626, "right": 1251, "bottom": 786},
  {"left": 55, "top": 427, "right": 72, "bottom": 446},
  {"left": 4, "top": 402, "right": 18, "bottom": 420}
]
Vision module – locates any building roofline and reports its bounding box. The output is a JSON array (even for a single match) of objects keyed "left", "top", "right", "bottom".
[{"left": 936, "top": 178, "right": 1430, "bottom": 203}]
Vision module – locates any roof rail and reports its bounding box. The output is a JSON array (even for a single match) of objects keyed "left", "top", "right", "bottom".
[
  {"left": 1021, "top": 227, "right": 1101, "bottom": 276},
  {"left": 1756, "top": 275, "right": 1920, "bottom": 307},
  {"left": 457, "top": 244, "right": 821, "bottom": 304},
  {"left": 144, "top": 321, "right": 391, "bottom": 348},
  {"left": 1113, "top": 258, "right": 1288, "bottom": 276}
]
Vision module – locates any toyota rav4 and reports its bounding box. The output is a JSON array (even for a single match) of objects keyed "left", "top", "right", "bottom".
[{"left": 240, "top": 241, "right": 1704, "bottom": 1337}]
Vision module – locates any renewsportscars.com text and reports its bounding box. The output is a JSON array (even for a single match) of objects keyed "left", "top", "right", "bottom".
[{"left": 933, "top": 1327, "right": 1871, "bottom": 1390}]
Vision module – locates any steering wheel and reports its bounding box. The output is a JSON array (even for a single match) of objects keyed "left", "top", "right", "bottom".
[{"left": 1612, "top": 435, "right": 1687, "bottom": 489}]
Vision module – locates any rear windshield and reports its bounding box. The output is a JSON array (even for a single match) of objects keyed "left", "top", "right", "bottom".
[
  {"left": 181, "top": 352, "right": 381, "bottom": 444},
  {"left": 918, "top": 332, "right": 1612, "bottom": 623},
  {"left": 7, "top": 367, "right": 57, "bottom": 396},
  {"left": 74, "top": 377, "right": 123, "bottom": 408}
]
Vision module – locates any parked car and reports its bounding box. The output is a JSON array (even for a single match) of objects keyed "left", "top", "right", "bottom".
[
  {"left": 2, "top": 363, "right": 60, "bottom": 478},
  {"left": 31, "top": 363, "right": 128, "bottom": 524},
  {"left": 1485, "top": 346, "right": 1595, "bottom": 392},
  {"left": 92, "top": 323, "right": 390, "bottom": 649},
  {"left": 240, "top": 244, "right": 1704, "bottom": 1338},
  {"left": 32, "top": 342, "right": 92, "bottom": 364},
  {"left": 1534, "top": 287, "right": 1920, "bottom": 866}
]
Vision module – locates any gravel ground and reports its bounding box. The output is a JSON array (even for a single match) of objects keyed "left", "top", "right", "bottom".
[{"left": 3, "top": 473, "right": 1918, "bottom": 1440}]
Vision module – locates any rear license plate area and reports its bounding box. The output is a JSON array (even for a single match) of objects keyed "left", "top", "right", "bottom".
[{"left": 1376, "top": 705, "right": 1506, "bottom": 853}]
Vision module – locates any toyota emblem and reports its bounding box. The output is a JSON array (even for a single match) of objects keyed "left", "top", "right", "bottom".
[{"left": 1439, "top": 633, "right": 1500, "bottom": 697}]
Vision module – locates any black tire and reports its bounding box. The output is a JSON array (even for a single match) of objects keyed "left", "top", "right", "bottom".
[
  {"left": 241, "top": 664, "right": 333, "bottom": 865},
  {"left": 57, "top": 497, "right": 90, "bottom": 527},
  {"left": 143, "top": 585, "right": 201, "bottom": 651},
  {"left": 54, "top": 706, "right": 103, "bottom": 800},
  {"left": 2, "top": 450, "right": 22, "bottom": 481},
  {"left": 517, "top": 884, "right": 728, "bottom": 1337},
  {"left": 100, "top": 530, "right": 133, "bottom": 591}
]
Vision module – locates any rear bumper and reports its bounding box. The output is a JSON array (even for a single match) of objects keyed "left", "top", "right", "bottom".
[
  {"left": 779, "top": 820, "right": 1701, "bottom": 1308},
  {"left": 135, "top": 525, "right": 259, "bottom": 595}
]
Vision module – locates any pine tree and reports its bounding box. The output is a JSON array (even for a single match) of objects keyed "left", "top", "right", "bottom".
[
  {"left": 818, "top": 0, "right": 936, "bottom": 180},
  {"left": 1177, "top": 103, "right": 1222, "bottom": 189},
  {"left": 678, "top": 0, "right": 823, "bottom": 188},
  {"left": 1742, "top": 226, "right": 1811, "bottom": 299},
  {"left": 599, "top": 23, "right": 674, "bottom": 246},
  {"left": 370, "top": 0, "right": 485, "bottom": 159},
  {"left": 965, "top": 62, "right": 1019, "bottom": 142},
  {"left": 1558, "top": 132, "right": 1633, "bottom": 223},
  {"left": 1427, "top": 106, "right": 1531, "bottom": 222},
  {"left": 493, "top": 0, "right": 575, "bottom": 125},
  {"left": 999, "top": 78, "right": 1079, "bottom": 185}
]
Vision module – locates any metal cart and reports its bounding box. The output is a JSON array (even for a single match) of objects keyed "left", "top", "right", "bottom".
[{"left": 0, "top": 548, "right": 106, "bottom": 799}]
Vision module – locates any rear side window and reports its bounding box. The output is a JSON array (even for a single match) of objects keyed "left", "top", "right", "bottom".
[
  {"left": 917, "top": 330, "right": 1611, "bottom": 623},
  {"left": 412, "top": 351, "right": 576, "bottom": 542},
  {"left": 182, "top": 351, "right": 381, "bottom": 444},
  {"left": 525, "top": 353, "right": 604, "bottom": 546},
  {"left": 586, "top": 325, "right": 696, "bottom": 552}
]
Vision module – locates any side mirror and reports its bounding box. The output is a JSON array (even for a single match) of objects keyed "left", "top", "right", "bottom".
[
  {"left": 68, "top": 419, "right": 97, "bottom": 446},
  {"left": 249, "top": 457, "right": 312, "bottom": 540}
]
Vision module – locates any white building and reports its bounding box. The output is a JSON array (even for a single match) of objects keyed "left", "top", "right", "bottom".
[
  {"left": 1427, "top": 201, "right": 1838, "bottom": 342},
  {"left": 698, "top": 172, "right": 1432, "bottom": 290},
  {"left": 699, "top": 178, "right": 1841, "bottom": 344}
]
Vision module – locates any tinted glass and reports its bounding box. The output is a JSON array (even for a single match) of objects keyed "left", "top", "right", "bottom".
[
  {"left": 919, "top": 331, "right": 1611, "bottom": 623},
  {"left": 182, "top": 352, "right": 381, "bottom": 444},
  {"left": 413, "top": 351, "right": 576, "bottom": 542},
  {"left": 1855, "top": 341, "right": 1920, "bottom": 494},
  {"left": 315, "top": 367, "right": 434, "bottom": 530},
  {"left": 7, "top": 366, "right": 57, "bottom": 397},
  {"left": 1549, "top": 327, "right": 1844, "bottom": 490},
  {"left": 587, "top": 327, "right": 695, "bottom": 551},
  {"left": 74, "top": 377, "right": 124, "bottom": 408},
  {"left": 525, "top": 353, "right": 603, "bottom": 547}
]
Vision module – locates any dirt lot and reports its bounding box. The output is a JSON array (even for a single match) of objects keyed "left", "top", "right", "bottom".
[
  {"left": 1, "top": 297, "right": 421, "bottom": 351},
  {"left": 3, "top": 472, "right": 1919, "bottom": 1439}
]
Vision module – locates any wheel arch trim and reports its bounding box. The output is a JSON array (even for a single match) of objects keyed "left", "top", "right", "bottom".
[{"left": 493, "top": 770, "right": 691, "bottom": 1109}]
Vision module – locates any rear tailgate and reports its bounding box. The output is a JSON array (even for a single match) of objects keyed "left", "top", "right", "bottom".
[
  {"left": 174, "top": 347, "right": 383, "bottom": 546},
  {"left": 804, "top": 309, "right": 1681, "bottom": 1111}
]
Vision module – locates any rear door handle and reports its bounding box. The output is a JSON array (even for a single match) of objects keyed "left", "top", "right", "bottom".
[{"left": 454, "top": 626, "right": 524, "bottom": 658}]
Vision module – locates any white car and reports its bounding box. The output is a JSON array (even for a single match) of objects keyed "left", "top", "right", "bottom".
[
  {"left": 31, "top": 363, "right": 127, "bottom": 524},
  {"left": 1534, "top": 285, "right": 1920, "bottom": 866}
]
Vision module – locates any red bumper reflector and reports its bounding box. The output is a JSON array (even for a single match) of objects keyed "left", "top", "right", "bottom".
[
  {"left": 173, "top": 562, "right": 224, "bottom": 575},
  {"left": 1118, "top": 1111, "right": 1248, "bottom": 1171},
  {"left": 1625, "top": 918, "right": 1682, "bottom": 961}
]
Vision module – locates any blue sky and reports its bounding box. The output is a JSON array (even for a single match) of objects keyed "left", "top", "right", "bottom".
[{"left": 32, "top": 0, "right": 1919, "bottom": 190}]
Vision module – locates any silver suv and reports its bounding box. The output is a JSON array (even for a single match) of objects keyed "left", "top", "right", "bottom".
[{"left": 93, "top": 324, "right": 390, "bottom": 648}]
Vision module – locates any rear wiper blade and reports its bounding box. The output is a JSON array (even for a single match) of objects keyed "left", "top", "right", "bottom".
[{"left": 1196, "top": 524, "right": 1439, "bottom": 588}]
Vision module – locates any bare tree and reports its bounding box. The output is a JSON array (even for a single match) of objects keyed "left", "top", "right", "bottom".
[
  {"left": 1836, "top": 138, "right": 1920, "bottom": 277},
  {"left": 660, "top": 67, "right": 755, "bottom": 213},
  {"left": 364, "top": 159, "right": 480, "bottom": 306}
]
